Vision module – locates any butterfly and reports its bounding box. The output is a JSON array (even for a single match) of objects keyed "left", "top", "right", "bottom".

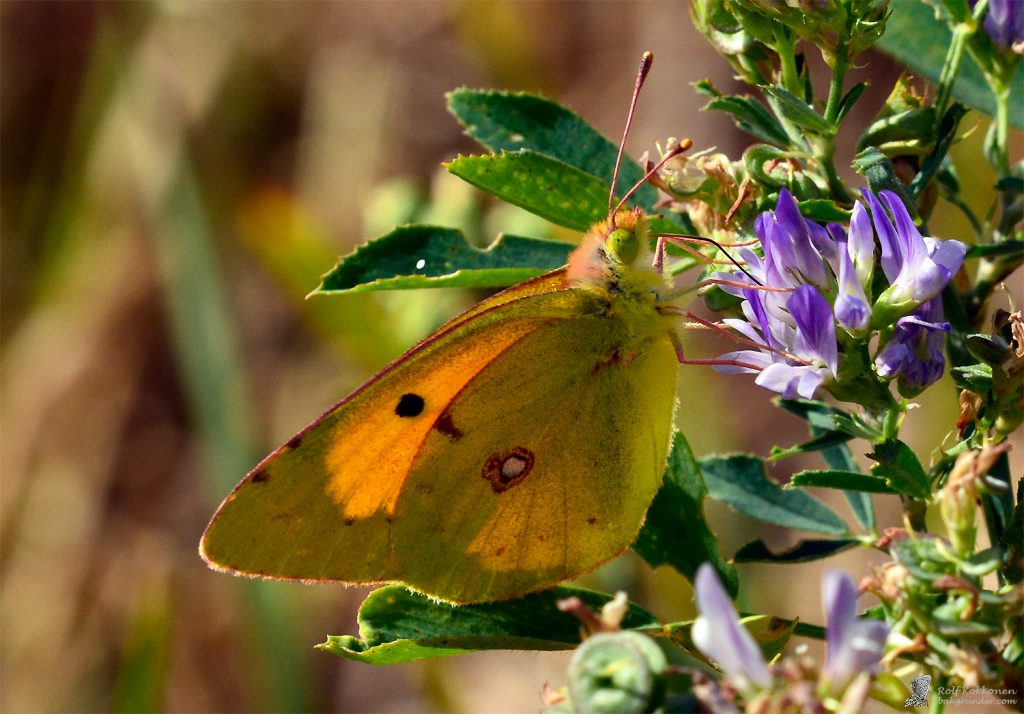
[{"left": 200, "top": 52, "right": 691, "bottom": 604}]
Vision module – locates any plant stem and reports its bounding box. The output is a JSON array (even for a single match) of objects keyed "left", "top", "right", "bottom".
[
  {"left": 933, "top": 6, "right": 978, "bottom": 130},
  {"left": 773, "top": 26, "right": 800, "bottom": 95}
]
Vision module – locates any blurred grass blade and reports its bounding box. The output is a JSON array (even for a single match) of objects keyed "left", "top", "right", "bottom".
[{"left": 150, "top": 162, "right": 312, "bottom": 712}]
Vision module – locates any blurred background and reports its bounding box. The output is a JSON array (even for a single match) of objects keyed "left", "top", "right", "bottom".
[{"left": 2, "top": 2, "right": 1019, "bottom": 712}]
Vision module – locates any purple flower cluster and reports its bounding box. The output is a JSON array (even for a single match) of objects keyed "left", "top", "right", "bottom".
[
  {"left": 692, "top": 563, "right": 888, "bottom": 699},
  {"left": 713, "top": 189, "right": 965, "bottom": 399}
]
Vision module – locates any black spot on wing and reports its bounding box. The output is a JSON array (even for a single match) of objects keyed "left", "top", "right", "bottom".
[
  {"left": 250, "top": 470, "right": 269, "bottom": 484},
  {"left": 395, "top": 393, "right": 425, "bottom": 417}
]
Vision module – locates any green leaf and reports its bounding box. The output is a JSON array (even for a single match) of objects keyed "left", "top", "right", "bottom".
[
  {"left": 733, "top": 538, "right": 858, "bottom": 563},
  {"left": 633, "top": 433, "right": 738, "bottom": 597},
  {"left": 868, "top": 440, "right": 932, "bottom": 499},
  {"left": 877, "top": 0, "right": 1024, "bottom": 129},
  {"left": 700, "top": 454, "right": 850, "bottom": 535},
  {"left": 447, "top": 151, "right": 607, "bottom": 232},
  {"left": 447, "top": 89, "right": 659, "bottom": 210},
  {"left": 314, "top": 226, "right": 571, "bottom": 294},
  {"left": 813, "top": 433, "right": 875, "bottom": 532},
  {"left": 835, "top": 82, "right": 868, "bottom": 124},
  {"left": 798, "top": 199, "right": 851, "bottom": 223},
  {"left": 790, "top": 469, "right": 898, "bottom": 494},
  {"left": 965, "top": 240, "right": 1024, "bottom": 259},
  {"left": 769, "top": 430, "right": 852, "bottom": 460},
  {"left": 762, "top": 86, "right": 837, "bottom": 136},
  {"left": 852, "top": 148, "right": 917, "bottom": 213},
  {"left": 911, "top": 103, "right": 968, "bottom": 198},
  {"left": 704, "top": 95, "right": 789, "bottom": 145},
  {"left": 951, "top": 362, "right": 993, "bottom": 392},
  {"left": 319, "top": 585, "right": 659, "bottom": 665},
  {"left": 775, "top": 398, "right": 880, "bottom": 440}
]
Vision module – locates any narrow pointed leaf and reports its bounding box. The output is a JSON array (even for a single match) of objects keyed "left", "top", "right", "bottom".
[
  {"left": 633, "top": 432, "right": 738, "bottom": 597},
  {"left": 769, "top": 430, "right": 852, "bottom": 460},
  {"left": 318, "top": 586, "right": 658, "bottom": 665},
  {"left": 704, "top": 95, "right": 789, "bottom": 145},
  {"left": 447, "top": 89, "right": 658, "bottom": 209},
  {"left": 762, "top": 86, "right": 837, "bottom": 136},
  {"left": 700, "top": 454, "right": 850, "bottom": 535},
  {"left": 315, "top": 226, "right": 571, "bottom": 294},
  {"left": 733, "top": 538, "right": 858, "bottom": 563},
  {"left": 790, "top": 469, "right": 898, "bottom": 494},
  {"left": 813, "top": 428, "right": 875, "bottom": 532}
]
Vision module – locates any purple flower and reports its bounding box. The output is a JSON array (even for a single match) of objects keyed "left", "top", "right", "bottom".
[
  {"left": 716, "top": 285, "right": 838, "bottom": 399},
  {"left": 863, "top": 190, "right": 966, "bottom": 327},
  {"left": 821, "top": 571, "right": 889, "bottom": 695},
  {"left": 692, "top": 563, "right": 772, "bottom": 695},
  {"left": 972, "top": 0, "right": 1024, "bottom": 48},
  {"left": 875, "top": 297, "right": 951, "bottom": 395}
]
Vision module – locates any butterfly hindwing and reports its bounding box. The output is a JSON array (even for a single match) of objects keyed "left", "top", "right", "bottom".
[{"left": 393, "top": 315, "right": 678, "bottom": 601}]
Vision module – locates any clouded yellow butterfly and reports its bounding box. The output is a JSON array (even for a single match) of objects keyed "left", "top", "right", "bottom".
[{"left": 200, "top": 52, "right": 686, "bottom": 604}]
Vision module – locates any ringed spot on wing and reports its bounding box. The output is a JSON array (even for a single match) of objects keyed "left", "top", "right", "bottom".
[
  {"left": 395, "top": 392, "right": 425, "bottom": 417},
  {"left": 482, "top": 447, "right": 534, "bottom": 493}
]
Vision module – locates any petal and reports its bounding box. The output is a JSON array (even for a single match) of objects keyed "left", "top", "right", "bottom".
[
  {"left": 823, "top": 571, "right": 857, "bottom": 669},
  {"left": 879, "top": 191, "right": 927, "bottom": 268},
  {"left": 847, "top": 201, "right": 875, "bottom": 287},
  {"left": 789, "top": 285, "right": 838, "bottom": 373},
  {"left": 693, "top": 564, "right": 772, "bottom": 693},
  {"left": 755, "top": 362, "right": 810, "bottom": 398},
  {"left": 925, "top": 236, "right": 967, "bottom": 274},
  {"left": 862, "top": 189, "right": 902, "bottom": 282}
]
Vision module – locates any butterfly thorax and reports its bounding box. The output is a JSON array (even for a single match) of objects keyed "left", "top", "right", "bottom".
[{"left": 566, "top": 208, "right": 677, "bottom": 356}]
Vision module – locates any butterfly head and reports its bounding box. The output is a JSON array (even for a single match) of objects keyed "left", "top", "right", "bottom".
[{"left": 567, "top": 207, "right": 661, "bottom": 291}]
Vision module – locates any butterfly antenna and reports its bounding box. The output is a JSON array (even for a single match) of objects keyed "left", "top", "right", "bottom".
[
  {"left": 608, "top": 51, "right": 654, "bottom": 216},
  {"left": 657, "top": 232, "right": 763, "bottom": 286},
  {"left": 610, "top": 141, "right": 690, "bottom": 217}
]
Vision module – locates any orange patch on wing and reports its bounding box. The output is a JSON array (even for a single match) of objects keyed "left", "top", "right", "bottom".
[{"left": 324, "top": 319, "right": 542, "bottom": 520}]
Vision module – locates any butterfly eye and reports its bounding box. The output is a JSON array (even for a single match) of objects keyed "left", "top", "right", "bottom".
[{"left": 606, "top": 227, "right": 640, "bottom": 267}]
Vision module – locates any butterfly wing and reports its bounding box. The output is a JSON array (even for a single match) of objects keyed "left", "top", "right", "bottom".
[
  {"left": 200, "top": 271, "right": 584, "bottom": 582},
  {"left": 200, "top": 268, "right": 679, "bottom": 602}
]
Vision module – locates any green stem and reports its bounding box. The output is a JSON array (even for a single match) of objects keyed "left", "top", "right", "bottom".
[
  {"left": 823, "top": 44, "right": 848, "bottom": 125},
  {"left": 773, "top": 26, "right": 801, "bottom": 94},
  {"left": 933, "top": 7, "right": 978, "bottom": 129},
  {"left": 817, "top": 44, "right": 852, "bottom": 203},
  {"left": 991, "top": 79, "right": 1012, "bottom": 179}
]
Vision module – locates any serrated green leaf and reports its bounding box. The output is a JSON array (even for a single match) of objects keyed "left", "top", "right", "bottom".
[
  {"left": 733, "top": 538, "right": 858, "bottom": 563},
  {"left": 762, "top": 86, "right": 837, "bottom": 136},
  {"left": 314, "top": 226, "right": 571, "bottom": 294},
  {"left": 319, "top": 585, "right": 659, "bottom": 665},
  {"left": 877, "top": 0, "right": 1024, "bottom": 129},
  {"left": 633, "top": 432, "right": 738, "bottom": 597},
  {"left": 447, "top": 89, "right": 659, "bottom": 210},
  {"left": 446, "top": 151, "right": 607, "bottom": 232},
  {"left": 868, "top": 440, "right": 931, "bottom": 499},
  {"left": 790, "top": 469, "right": 898, "bottom": 494},
  {"left": 704, "top": 95, "right": 789, "bottom": 145},
  {"left": 700, "top": 454, "right": 850, "bottom": 535}
]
